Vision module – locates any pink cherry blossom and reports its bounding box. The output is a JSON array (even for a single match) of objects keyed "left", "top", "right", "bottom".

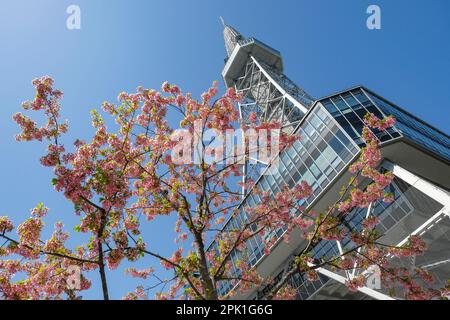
[{"left": 2, "top": 76, "right": 437, "bottom": 301}]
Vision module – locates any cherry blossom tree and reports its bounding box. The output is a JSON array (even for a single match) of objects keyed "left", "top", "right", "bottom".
[{"left": 0, "top": 76, "right": 447, "bottom": 300}]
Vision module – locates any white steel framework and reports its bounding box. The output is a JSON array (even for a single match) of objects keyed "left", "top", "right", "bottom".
[
  {"left": 299, "top": 161, "right": 450, "bottom": 300},
  {"left": 219, "top": 20, "right": 450, "bottom": 301},
  {"left": 221, "top": 20, "right": 314, "bottom": 195}
]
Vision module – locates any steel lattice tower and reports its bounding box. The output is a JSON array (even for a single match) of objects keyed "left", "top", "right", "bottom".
[
  {"left": 215, "top": 19, "right": 450, "bottom": 301},
  {"left": 221, "top": 18, "right": 314, "bottom": 128},
  {"left": 220, "top": 18, "right": 315, "bottom": 193}
]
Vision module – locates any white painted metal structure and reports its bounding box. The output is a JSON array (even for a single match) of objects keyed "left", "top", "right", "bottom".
[
  {"left": 221, "top": 19, "right": 314, "bottom": 196},
  {"left": 310, "top": 161, "right": 450, "bottom": 300},
  {"left": 219, "top": 20, "right": 450, "bottom": 300}
]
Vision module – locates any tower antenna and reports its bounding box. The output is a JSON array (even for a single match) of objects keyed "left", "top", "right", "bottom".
[{"left": 219, "top": 16, "right": 225, "bottom": 27}]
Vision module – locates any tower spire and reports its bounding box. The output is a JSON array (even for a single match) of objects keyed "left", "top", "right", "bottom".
[{"left": 221, "top": 17, "right": 244, "bottom": 57}]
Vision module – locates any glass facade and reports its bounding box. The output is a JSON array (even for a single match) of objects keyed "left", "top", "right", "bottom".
[
  {"left": 214, "top": 86, "right": 450, "bottom": 299},
  {"left": 215, "top": 105, "right": 359, "bottom": 297},
  {"left": 320, "top": 88, "right": 401, "bottom": 146},
  {"left": 341, "top": 173, "right": 447, "bottom": 299},
  {"left": 277, "top": 173, "right": 447, "bottom": 300},
  {"left": 366, "top": 91, "right": 450, "bottom": 161},
  {"left": 321, "top": 87, "right": 450, "bottom": 161},
  {"left": 289, "top": 272, "right": 330, "bottom": 300},
  {"left": 221, "top": 22, "right": 449, "bottom": 300}
]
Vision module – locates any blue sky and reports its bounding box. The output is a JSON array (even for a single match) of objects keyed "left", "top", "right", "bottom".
[{"left": 0, "top": 0, "right": 449, "bottom": 299}]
